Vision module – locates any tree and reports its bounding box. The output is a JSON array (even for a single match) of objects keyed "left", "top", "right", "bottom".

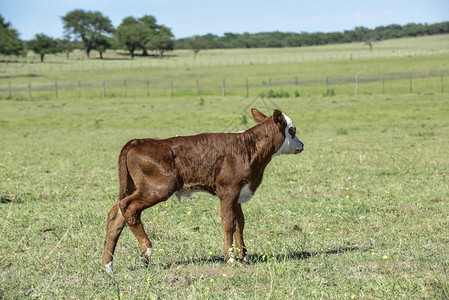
[
  {"left": 139, "top": 15, "right": 159, "bottom": 56},
  {"left": 96, "top": 36, "right": 112, "bottom": 59},
  {"left": 57, "top": 37, "right": 80, "bottom": 60},
  {"left": 115, "top": 15, "right": 166, "bottom": 57},
  {"left": 364, "top": 33, "right": 379, "bottom": 52},
  {"left": 147, "top": 25, "right": 174, "bottom": 59},
  {"left": 115, "top": 16, "right": 152, "bottom": 58},
  {"left": 0, "top": 15, "right": 23, "bottom": 56},
  {"left": 188, "top": 35, "right": 208, "bottom": 59},
  {"left": 28, "top": 34, "right": 58, "bottom": 62},
  {"left": 61, "top": 9, "right": 113, "bottom": 58}
]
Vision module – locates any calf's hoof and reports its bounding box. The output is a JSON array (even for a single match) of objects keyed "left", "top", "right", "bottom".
[
  {"left": 227, "top": 254, "right": 250, "bottom": 265},
  {"left": 140, "top": 247, "right": 153, "bottom": 266},
  {"left": 104, "top": 261, "right": 113, "bottom": 273}
]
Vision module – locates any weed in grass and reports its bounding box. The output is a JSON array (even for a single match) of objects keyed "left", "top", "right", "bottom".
[
  {"left": 261, "top": 89, "right": 290, "bottom": 98},
  {"left": 294, "top": 90, "right": 300, "bottom": 97},
  {"left": 324, "top": 88, "right": 336, "bottom": 97},
  {"left": 336, "top": 128, "right": 348, "bottom": 135},
  {"left": 241, "top": 114, "right": 248, "bottom": 125}
]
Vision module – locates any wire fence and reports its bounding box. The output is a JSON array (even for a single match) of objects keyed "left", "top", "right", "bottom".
[
  {"left": 1, "top": 70, "right": 447, "bottom": 100},
  {"left": 3, "top": 50, "right": 449, "bottom": 75}
]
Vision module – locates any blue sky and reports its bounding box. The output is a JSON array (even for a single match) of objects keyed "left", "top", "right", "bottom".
[{"left": 1, "top": 0, "right": 448, "bottom": 40}]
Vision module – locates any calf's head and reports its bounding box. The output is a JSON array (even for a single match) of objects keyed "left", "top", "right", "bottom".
[{"left": 251, "top": 108, "right": 304, "bottom": 157}]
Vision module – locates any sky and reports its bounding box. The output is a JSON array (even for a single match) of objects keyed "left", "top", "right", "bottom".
[{"left": 1, "top": 0, "right": 448, "bottom": 40}]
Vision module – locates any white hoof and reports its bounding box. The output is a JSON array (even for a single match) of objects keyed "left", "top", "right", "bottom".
[
  {"left": 228, "top": 252, "right": 249, "bottom": 265},
  {"left": 105, "top": 261, "right": 113, "bottom": 273},
  {"left": 146, "top": 247, "right": 153, "bottom": 258}
]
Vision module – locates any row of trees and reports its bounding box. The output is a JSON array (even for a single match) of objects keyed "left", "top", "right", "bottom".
[
  {"left": 1, "top": 11, "right": 448, "bottom": 62},
  {"left": 61, "top": 10, "right": 174, "bottom": 60},
  {"left": 0, "top": 10, "right": 174, "bottom": 62},
  {"left": 175, "top": 22, "right": 449, "bottom": 49}
]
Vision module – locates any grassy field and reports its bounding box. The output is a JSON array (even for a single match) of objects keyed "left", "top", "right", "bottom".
[
  {"left": 1, "top": 93, "right": 448, "bottom": 299},
  {"left": 1, "top": 35, "right": 449, "bottom": 99},
  {"left": 1, "top": 35, "right": 449, "bottom": 299}
]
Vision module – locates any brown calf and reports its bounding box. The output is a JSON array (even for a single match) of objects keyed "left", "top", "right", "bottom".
[{"left": 101, "top": 108, "right": 303, "bottom": 272}]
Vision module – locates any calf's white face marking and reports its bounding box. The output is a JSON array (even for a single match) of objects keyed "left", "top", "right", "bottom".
[{"left": 272, "top": 113, "right": 304, "bottom": 158}]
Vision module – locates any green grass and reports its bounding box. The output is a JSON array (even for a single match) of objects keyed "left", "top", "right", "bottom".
[
  {"left": 0, "top": 35, "right": 449, "bottom": 298},
  {"left": 0, "top": 93, "right": 448, "bottom": 299}
]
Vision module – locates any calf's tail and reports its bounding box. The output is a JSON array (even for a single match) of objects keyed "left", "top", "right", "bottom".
[{"left": 118, "top": 141, "right": 136, "bottom": 200}]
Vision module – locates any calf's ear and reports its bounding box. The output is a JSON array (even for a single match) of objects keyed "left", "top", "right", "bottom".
[
  {"left": 273, "top": 109, "right": 285, "bottom": 126},
  {"left": 251, "top": 108, "right": 267, "bottom": 123}
]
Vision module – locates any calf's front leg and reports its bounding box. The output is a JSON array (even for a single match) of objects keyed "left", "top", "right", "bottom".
[
  {"left": 219, "top": 199, "right": 237, "bottom": 263},
  {"left": 234, "top": 203, "right": 249, "bottom": 263}
]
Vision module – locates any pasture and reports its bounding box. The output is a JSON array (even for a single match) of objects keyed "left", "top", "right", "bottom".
[
  {"left": 1, "top": 35, "right": 449, "bottom": 298},
  {"left": 1, "top": 35, "right": 449, "bottom": 99}
]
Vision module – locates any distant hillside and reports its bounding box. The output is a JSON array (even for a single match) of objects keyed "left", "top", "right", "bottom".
[{"left": 174, "top": 21, "right": 449, "bottom": 49}]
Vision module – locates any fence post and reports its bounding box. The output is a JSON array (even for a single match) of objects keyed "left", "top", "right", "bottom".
[
  {"left": 246, "top": 78, "right": 249, "bottom": 98},
  {"left": 8, "top": 81, "right": 11, "bottom": 98},
  {"left": 222, "top": 78, "right": 225, "bottom": 97},
  {"left": 441, "top": 74, "right": 444, "bottom": 94},
  {"left": 269, "top": 77, "right": 272, "bottom": 90},
  {"left": 146, "top": 80, "right": 150, "bottom": 97},
  {"left": 170, "top": 80, "right": 173, "bottom": 97},
  {"left": 381, "top": 74, "right": 385, "bottom": 94},
  {"left": 78, "top": 81, "right": 81, "bottom": 97},
  {"left": 102, "top": 80, "right": 105, "bottom": 98},
  {"left": 355, "top": 75, "right": 359, "bottom": 95},
  {"left": 326, "top": 77, "right": 329, "bottom": 95},
  {"left": 409, "top": 74, "right": 412, "bottom": 93},
  {"left": 28, "top": 82, "right": 31, "bottom": 99},
  {"left": 55, "top": 81, "right": 58, "bottom": 99}
]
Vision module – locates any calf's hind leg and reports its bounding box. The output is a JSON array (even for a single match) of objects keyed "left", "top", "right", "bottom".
[
  {"left": 102, "top": 200, "right": 127, "bottom": 272},
  {"left": 119, "top": 186, "right": 172, "bottom": 265},
  {"left": 119, "top": 192, "right": 154, "bottom": 265}
]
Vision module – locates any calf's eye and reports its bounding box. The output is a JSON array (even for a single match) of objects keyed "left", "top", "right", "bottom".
[{"left": 288, "top": 127, "right": 296, "bottom": 138}]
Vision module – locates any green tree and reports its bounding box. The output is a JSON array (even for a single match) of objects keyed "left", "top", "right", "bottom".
[
  {"left": 115, "top": 16, "right": 151, "bottom": 58},
  {"left": 139, "top": 15, "right": 159, "bottom": 56},
  {"left": 57, "top": 37, "right": 79, "bottom": 60},
  {"left": 115, "top": 15, "right": 164, "bottom": 57},
  {"left": 28, "top": 33, "right": 58, "bottom": 62},
  {"left": 61, "top": 9, "right": 113, "bottom": 58},
  {"left": 147, "top": 25, "right": 174, "bottom": 59},
  {"left": 364, "top": 33, "right": 379, "bottom": 52},
  {"left": 0, "top": 15, "right": 23, "bottom": 56},
  {"left": 96, "top": 36, "right": 112, "bottom": 59},
  {"left": 188, "top": 35, "right": 208, "bottom": 59}
]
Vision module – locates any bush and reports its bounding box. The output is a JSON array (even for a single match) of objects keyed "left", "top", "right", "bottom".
[
  {"left": 241, "top": 114, "right": 248, "bottom": 125},
  {"left": 294, "top": 90, "right": 300, "bottom": 97},
  {"left": 324, "top": 88, "right": 335, "bottom": 97},
  {"left": 261, "top": 89, "right": 290, "bottom": 98}
]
